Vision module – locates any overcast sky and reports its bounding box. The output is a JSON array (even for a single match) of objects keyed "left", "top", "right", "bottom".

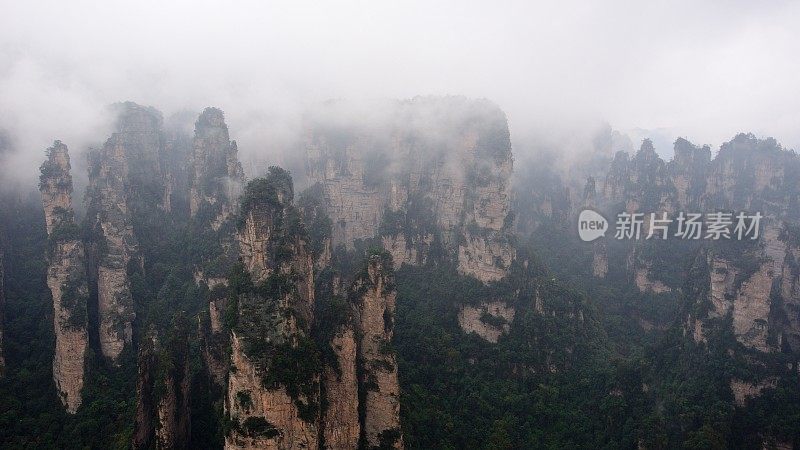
[{"left": 1, "top": 0, "right": 799, "bottom": 184}]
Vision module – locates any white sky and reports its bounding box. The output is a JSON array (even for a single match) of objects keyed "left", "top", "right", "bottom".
[{"left": 1, "top": 0, "right": 799, "bottom": 183}]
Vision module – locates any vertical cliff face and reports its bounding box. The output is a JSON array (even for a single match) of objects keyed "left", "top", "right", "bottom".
[
  {"left": 200, "top": 295, "right": 230, "bottom": 388},
  {"left": 133, "top": 327, "right": 192, "bottom": 450},
  {"left": 234, "top": 172, "right": 314, "bottom": 324},
  {"left": 226, "top": 169, "right": 319, "bottom": 450},
  {"left": 600, "top": 139, "right": 676, "bottom": 213},
  {"left": 297, "top": 184, "right": 334, "bottom": 272},
  {"left": 703, "top": 134, "right": 791, "bottom": 215},
  {"left": 687, "top": 252, "right": 772, "bottom": 351},
  {"left": 601, "top": 151, "right": 631, "bottom": 205},
  {"left": 190, "top": 107, "right": 244, "bottom": 227},
  {"left": 85, "top": 102, "right": 191, "bottom": 363},
  {"left": 87, "top": 133, "right": 137, "bottom": 362},
  {"left": 227, "top": 169, "right": 404, "bottom": 448},
  {"left": 133, "top": 332, "right": 158, "bottom": 450},
  {"left": 321, "top": 324, "right": 359, "bottom": 449},
  {"left": 111, "top": 103, "right": 167, "bottom": 197},
  {"left": 39, "top": 141, "right": 89, "bottom": 413},
  {"left": 354, "top": 254, "right": 403, "bottom": 449},
  {"left": 40, "top": 141, "right": 77, "bottom": 235},
  {"left": 189, "top": 108, "right": 246, "bottom": 389},
  {"left": 161, "top": 112, "right": 197, "bottom": 215},
  {"left": 457, "top": 232, "right": 515, "bottom": 284},
  {"left": 86, "top": 102, "right": 181, "bottom": 362},
  {"left": 593, "top": 135, "right": 800, "bottom": 296},
  {"left": 305, "top": 132, "right": 384, "bottom": 248},
  {"left": 780, "top": 238, "right": 800, "bottom": 350},
  {"left": 156, "top": 347, "right": 191, "bottom": 449},
  {"left": 678, "top": 135, "right": 800, "bottom": 355},
  {"left": 668, "top": 138, "right": 711, "bottom": 209},
  {"left": 312, "top": 269, "right": 360, "bottom": 450},
  {"left": 305, "top": 97, "right": 515, "bottom": 284},
  {"left": 683, "top": 236, "right": 799, "bottom": 356},
  {"left": 452, "top": 112, "right": 516, "bottom": 285},
  {"left": 86, "top": 102, "right": 196, "bottom": 362},
  {"left": 597, "top": 141, "right": 682, "bottom": 292},
  {"left": 598, "top": 134, "right": 791, "bottom": 217},
  {"left": 581, "top": 177, "right": 609, "bottom": 279}
]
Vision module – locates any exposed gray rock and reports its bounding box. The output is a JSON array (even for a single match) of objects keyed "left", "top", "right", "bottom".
[{"left": 39, "top": 141, "right": 89, "bottom": 413}]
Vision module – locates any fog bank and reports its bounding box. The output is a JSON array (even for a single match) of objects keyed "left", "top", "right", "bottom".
[{"left": 1, "top": 0, "right": 798, "bottom": 187}]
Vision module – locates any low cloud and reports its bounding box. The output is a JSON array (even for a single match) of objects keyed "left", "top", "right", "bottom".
[{"left": 1, "top": 0, "right": 798, "bottom": 189}]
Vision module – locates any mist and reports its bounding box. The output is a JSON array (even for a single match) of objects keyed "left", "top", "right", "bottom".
[{"left": 2, "top": 0, "right": 799, "bottom": 188}]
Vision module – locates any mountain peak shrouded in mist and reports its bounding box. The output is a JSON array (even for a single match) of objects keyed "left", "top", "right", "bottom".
[
  {"left": 196, "top": 107, "right": 228, "bottom": 132},
  {"left": 634, "top": 138, "right": 658, "bottom": 161},
  {"left": 112, "top": 102, "right": 164, "bottom": 130},
  {"left": 672, "top": 137, "right": 711, "bottom": 165}
]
